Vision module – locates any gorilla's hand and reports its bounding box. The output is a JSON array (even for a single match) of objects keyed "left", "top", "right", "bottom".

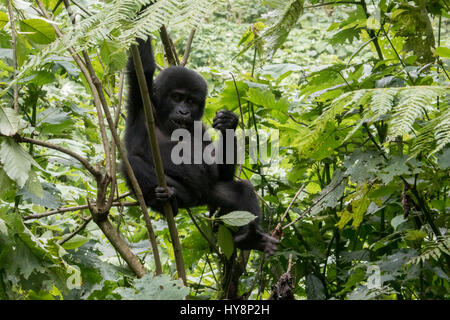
[
  {"left": 155, "top": 186, "right": 176, "bottom": 201},
  {"left": 233, "top": 222, "right": 280, "bottom": 257},
  {"left": 213, "top": 110, "right": 238, "bottom": 131},
  {"left": 155, "top": 186, "right": 178, "bottom": 216}
]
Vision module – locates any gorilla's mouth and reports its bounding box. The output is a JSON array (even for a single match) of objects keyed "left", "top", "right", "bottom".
[{"left": 170, "top": 118, "right": 191, "bottom": 129}]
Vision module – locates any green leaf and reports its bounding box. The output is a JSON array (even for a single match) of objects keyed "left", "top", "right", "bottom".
[
  {"left": 22, "top": 170, "right": 43, "bottom": 199},
  {"left": 0, "top": 168, "right": 13, "bottom": 196},
  {"left": 0, "top": 107, "right": 22, "bottom": 136},
  {"left": 436, "top": 46, "right": 450, "bottom": 58},
  {"left": 20, "top": 71, "right": 56, "bottom": 86},
  {"left": 61, "top": 235, "right": 90, "bottom": 250},
  {"left": 260, "top": 63, "right": 301, "bottom": 80},
  {"left": 0, "top": 138, "right": 41, "bottom": 187},
  {"left": 19, "top": 19, "right": 56, "bottom": 44},
  {"left": 311, "top": 170, "right": 347, "bottom": 215},
  {"left": 218, "top": 210, "right": 256, "bottom": 227},
  {"left": 305, "top": 274, "right": 326, "bottom": 300},
  {"left": 114, "top": 274, "right": 189, "bottom": 300},
  {"left": 37, "top": 107, "right": 70, "bottom": 125},
  {"left": 378, "top": 158, "right": 410, "bottom": 184},
  {"left": 218, "top": 225, "right": 234, "bottom": 259},
  {"left": 0, "top": 12, "right": 8, "bottom": 30},
  {"left": 17, "top": 182, "right": 61, "bottom": 209}
]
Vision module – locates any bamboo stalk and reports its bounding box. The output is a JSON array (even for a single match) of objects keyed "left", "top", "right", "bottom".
[{"left": 130, "top": 44, "right": 187, "bottom": 286}]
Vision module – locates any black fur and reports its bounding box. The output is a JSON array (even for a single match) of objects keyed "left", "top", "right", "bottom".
[{"left": 122, "top": 38, "right": 279, "bottom": 255}]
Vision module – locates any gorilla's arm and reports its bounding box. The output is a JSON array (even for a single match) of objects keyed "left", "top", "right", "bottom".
[
  {"left": 125, "top": 38, "right": 156, "bottom": 121},
  {"left": 213, "top": 110, "right": 239, "bottom": 181}
]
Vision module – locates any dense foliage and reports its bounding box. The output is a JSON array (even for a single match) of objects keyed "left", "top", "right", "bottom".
[{"left": 0, "top": 0, "right": 449, "bottom": 300}]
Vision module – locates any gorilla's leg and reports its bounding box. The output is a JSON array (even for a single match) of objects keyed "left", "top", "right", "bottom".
[{"left": 211, "top": 180, "right": 279, "bottom": 255}]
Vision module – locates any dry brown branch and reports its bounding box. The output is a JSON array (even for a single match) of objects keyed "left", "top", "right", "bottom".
[{"left": 181, "top": 29, "right": 196, "bottom": 66}]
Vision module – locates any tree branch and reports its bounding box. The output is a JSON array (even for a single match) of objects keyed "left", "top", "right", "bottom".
[
  {"left": 11, "top": 134, "right": 102, "bottom": 178},
  {"left": 23, "top": 201, "right": 138, "bottom": 221},
  {"left": 34, "top": 0, "right": 162, "bottom": 277},
  {"left": 159, "top": 25, "right": 179, "bottom": 66},
  {"left": 131, "top": 44, "right": 187, "bottom": 285},
  {"left": 58, "top": 216, "right": 92, "bottom": 245},
  {"left": 181, "top": 29, "right": 196, "bottom": 67},
  {"left": 7, "top": 0, "right": 19, "bottom": 112}
]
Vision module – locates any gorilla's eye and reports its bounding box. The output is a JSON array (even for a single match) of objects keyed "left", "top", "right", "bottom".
[{"left": 171, "top": 92, "right": 183, "bottom": 102}]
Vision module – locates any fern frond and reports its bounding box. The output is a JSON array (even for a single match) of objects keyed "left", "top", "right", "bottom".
[
  {"left": 302, "top": 86, "right": 448, "bottom": 159},
  {"left": 388, "top": 87, "right": 442, "bottom": 139},
  {"left": 407, "top": 235, "right": 450, "bottom": 265},
  {"left": 433, "top": 107, "right": 450, "bottom": 153},
  {"left": 365, "top": 88, "right": 397, "bottom": 121},
  {"left": 1, "top": 0, "right": 219, "bottom": 98},
  {"left": 262, "top": 0, "right": 304, "bottom": 59}
]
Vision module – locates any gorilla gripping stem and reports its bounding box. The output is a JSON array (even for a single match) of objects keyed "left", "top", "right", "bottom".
[{"left": 130, "top": 44, "right": 187, "bottom": 286}]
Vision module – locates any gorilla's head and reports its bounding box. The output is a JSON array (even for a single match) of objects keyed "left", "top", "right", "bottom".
[{"left": 153, "top": 67, "right": 207, "bottom": 134}]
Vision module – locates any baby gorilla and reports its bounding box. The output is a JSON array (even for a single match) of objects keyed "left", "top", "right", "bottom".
[{"left": 122, "top": 38, "right": 278, "bottom": 256}]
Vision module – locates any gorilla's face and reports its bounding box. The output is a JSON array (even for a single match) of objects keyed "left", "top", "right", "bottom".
[
  {"left": 153, "top": 66, "right": 207, "bottom": 134},
  {"left": 166, "top": 88, "right": 203, "bottom": 130}
]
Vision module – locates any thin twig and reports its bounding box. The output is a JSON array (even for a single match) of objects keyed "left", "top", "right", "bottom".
[
  {"left": 280, "top": 184, "right": 306, "bottom": 222},
  {"left": 7, "top": 0, "right": 19, "bottom": 112},
  {"left": 181, "top": 29, "right": 196, "bottom": 66},
  {"left": 229, "top": 72, "right": 245, "bottom": 178},
  {"left": 283, "top": 177, "right": 347, "bottom": 230},
  {"left": 24, "top": 201, "right": 138, "bottom": 220},
  {"left": 114, "top": 70, "right": 125, "bottom": 129},
  {"left": 70, "top": 0, "right": 92, "bottom": 16},
  {"left": 186, "top": 208, "right": 220, "bottom": 256},
  {"left": 58, "top": 216, "right": 93, "bottom": 245},
  {"left": 10, "top": 134, "right": 102, "bottom": 178},
  {"left": 159, "top": 25, "right": 179, "bottom": 66},
  {"left": 304, "top": 1, "right": 361, "bottom": 9}
]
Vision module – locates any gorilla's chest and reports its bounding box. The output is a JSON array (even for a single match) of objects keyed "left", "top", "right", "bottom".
[{"left": 159, "top": 138, "right": 219, "bottom": 188}]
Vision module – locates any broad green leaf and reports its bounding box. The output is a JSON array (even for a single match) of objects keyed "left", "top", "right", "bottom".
[
  {"left": 61, "top": 235, "right": 90, "bottom": 250},
  {"left": 19, "top": 19, "right": 56, "bottom": 44},
  {"left": 0, "top": 107, "right": 22, "bottom": 136},
  {"left": 114, "top": 274, "right": 189, "bottom": 300},
  {"left": 0, "top": 138, "right": 41, "bottom": 187},
  {"left": 0, "top": 168, "right": 13, "bottom": 196},
  {"left": 23, "top": 170, "right": 43, "bottom": 199},
  {"left": 311, "top": 170, "right": 347, "bottom": 216},
  {"left": 436, "top": 46, "right": 450, "bottom": 58},
  {"left": 336, "top": 183, "right": 370, "bottom": 229},
  {"left": 378, "top": 158, "right": 410, "bottom": 184},
  {"left": 18, "top": 181, "right": 61, "bottom": 209},
  {"left": 404, "top": 230, "right": 426, "bottom": 242},
  {"left": 305, "top": 274, "right": 326, "bottom": 300},
  {"left": 391, "top": 214, "right": 408, "bottom": 230},
  {"left": 0, "top": 12, "right": 8, "bottom": 30},
  {"left": 37, "top": 107, "right": 70, "bottom": 125},
  {"left": 20, "top": 70, "right": 56, "bottom": 86},
  {"left": 218, "top": 210, "right": 256, "bottom": 227},
  {"left": 218, "top": 225, "right": 234, "bottom": 259},
  {"left": 260, "top": 63, "right": 301, "bottom": 80}
]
